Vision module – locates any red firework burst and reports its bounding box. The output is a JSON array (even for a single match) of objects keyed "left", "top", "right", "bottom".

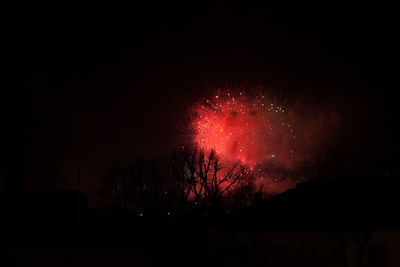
[{"left": 191, "top": 90, "right": 297, "bottom": 169}]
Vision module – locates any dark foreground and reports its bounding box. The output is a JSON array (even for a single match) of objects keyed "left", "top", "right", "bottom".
[{"left": 2, "top": 174, "right": 400, "bottom": 267}]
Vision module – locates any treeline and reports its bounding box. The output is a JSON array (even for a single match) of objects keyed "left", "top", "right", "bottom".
[{"left": 100, "top": 147, "right": 256, "bottom": 219}]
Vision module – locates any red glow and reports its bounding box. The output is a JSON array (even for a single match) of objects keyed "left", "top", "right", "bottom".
[
  {"left": 192, "top": 90, "right": 295, "bottom": 168},
  {"left": 190, "top": 89, "right": 340, "bottom": 193}
]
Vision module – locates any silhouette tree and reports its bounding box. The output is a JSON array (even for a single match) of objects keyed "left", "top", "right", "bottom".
[
  {"left": 169, "top": 147, "right": 198, "bottom": 216},
  {"left": 127, "top": 159, "right": 170, "bottom": 217},
  {"left": 101, "top": 163, "right": 129, "bottom": 215},
  {"left": 169, "top": 147, "right": 252, "bottom": 216},
  {"left": 224, "top": 172, "right": 256, "bottom": 213},
  {"left": 101, "top": 147, "right": 255, "bottom": 218}
]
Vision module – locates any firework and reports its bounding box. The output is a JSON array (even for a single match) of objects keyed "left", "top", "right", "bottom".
[
  {"left": 188, "top": 88, "right": 340, "bottom": 194},
  {"left": 191, "top": 90, "right": 296, "bottom": 168}
]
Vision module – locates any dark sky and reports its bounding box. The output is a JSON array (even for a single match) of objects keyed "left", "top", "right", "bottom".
[{"left": 1, "top": 2, "right": 398, "bottom": 205}]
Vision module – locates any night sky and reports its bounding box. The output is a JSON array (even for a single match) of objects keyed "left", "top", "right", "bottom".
[{"left": 1, "top": 2, "right": 398, "bottom": 206}]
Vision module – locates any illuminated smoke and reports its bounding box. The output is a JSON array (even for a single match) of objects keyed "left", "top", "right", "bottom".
[
  {"left": 189, "top": 88, "right": 340, "bottom": 194},
  {"left": 191, "top": 90, "right": 295, "bottom": 168}
]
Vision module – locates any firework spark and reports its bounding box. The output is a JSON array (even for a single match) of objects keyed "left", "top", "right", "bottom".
[
  {"left": 189, "top": 88, "right": 340, "bottom": 193},
  {"left": 191, "top": 90, "right": 295, "bottom": 168}
]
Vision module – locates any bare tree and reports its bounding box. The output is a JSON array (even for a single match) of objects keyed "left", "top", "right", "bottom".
[
  {"left": 224, "top": 172, "right": 256, "bottom": 213},
  {"left": 127, "top": 159, "right": 170, "bottom": 217},
  {"left": 169, "top": 148, "right": 253, "bottom": 216},
  {"left": 101, "top": 148, "right": 255, "bottom": 218},
  {"left": 168, "top": 148, "right": 198, "bottom": 215},
  {"left": 101, "top": 163, "right": 129, "bottom": 215}
]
